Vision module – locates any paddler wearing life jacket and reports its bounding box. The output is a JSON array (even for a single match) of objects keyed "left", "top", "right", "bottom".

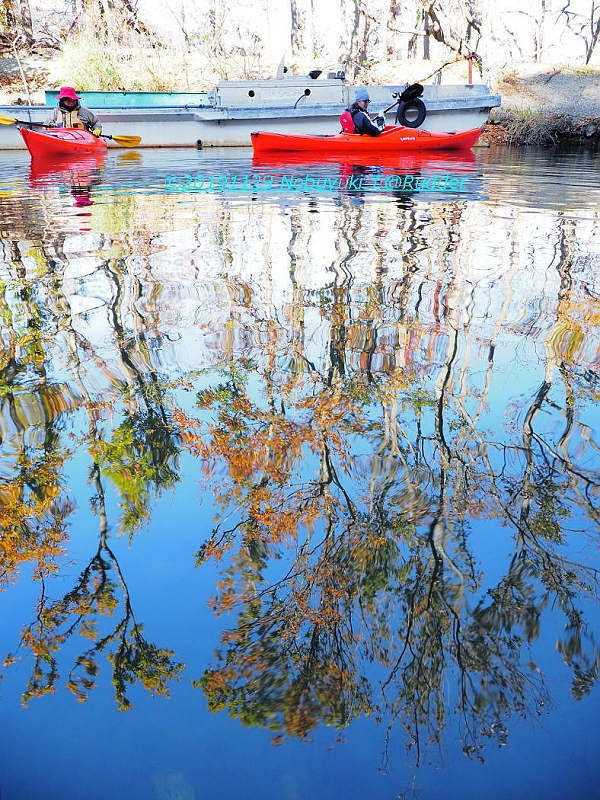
[
  {"left": 47, "top": 86, "right": 102, "bottom": 136},
  {"left": 340, "top": 88, "right": 384, "bottom": 136}
]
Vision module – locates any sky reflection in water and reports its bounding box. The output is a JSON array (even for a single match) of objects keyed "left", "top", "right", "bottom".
[{"left": 0, "top": 145, "right": 599, "bottom": 800}]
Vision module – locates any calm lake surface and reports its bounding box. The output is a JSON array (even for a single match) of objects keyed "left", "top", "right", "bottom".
[{"left": 0, "top": 144, "right": 599, "bottom": 800}]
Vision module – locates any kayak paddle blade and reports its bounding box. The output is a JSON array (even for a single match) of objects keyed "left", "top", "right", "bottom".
[{"left": 106, "top": 134, "right": 142, "bottom": 147}]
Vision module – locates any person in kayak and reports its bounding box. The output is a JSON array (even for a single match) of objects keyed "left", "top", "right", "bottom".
[
  {"left": 47, "top": 87, "right": 102, "bottom": 136},
  {"left": 348, "top": 88, "right": 384, "bottom": 136}
]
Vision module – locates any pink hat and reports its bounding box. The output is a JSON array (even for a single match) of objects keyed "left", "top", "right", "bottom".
[{"left": 58, "top": 86, "right": 80, "bottom": 101}]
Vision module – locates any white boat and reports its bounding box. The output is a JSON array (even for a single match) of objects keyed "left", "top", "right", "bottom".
[{"left": 0, "top": 74, "right": 500, "bottom": 150}]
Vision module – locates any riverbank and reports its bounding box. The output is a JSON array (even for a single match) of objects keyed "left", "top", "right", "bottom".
[
  {"left": 481, "top": 64, "right": 600, "bottom": 146},
  {"left": 482, "top": 111, "right": 600, "bottom": 146}
]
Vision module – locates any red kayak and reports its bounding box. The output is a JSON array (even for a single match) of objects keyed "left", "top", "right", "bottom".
[
  {"left": 20, "top": 126, "right": 108, "bottom": 158},
  {"left": 251, "top": 125, "right": 483, "bottom": 155}
]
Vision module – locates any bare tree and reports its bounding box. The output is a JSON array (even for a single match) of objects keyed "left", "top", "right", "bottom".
[
  {"left": 0, "top": 0, "right": 33, "bottom": 50},
  {"left": 420, "top": 0, "right": 483, "bottom": 70},
  {"left": 558, "top": 0, "right": 600, "bottom": 63},
  {"left": 290, "top": 0, "right": 310, "bottom": 54}
]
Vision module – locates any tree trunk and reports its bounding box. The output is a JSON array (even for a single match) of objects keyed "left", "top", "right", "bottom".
[
  {"left": 537, "top": 0, "right": 546, "bottom": 62},
  {"left": 386, "top": 0, "right": 403, "bottom": 59},
  {"left": 290, "top": 0, "right": 307, "bottom": 54},
  {"left": 343, "top": 0, "right": 369, "bottom": 78},
  {"left": 585, "top": 14, "right": 600, "bottom": 64},
  {"left": 423, "top": 11, "right": 430, "bottom": 59}
]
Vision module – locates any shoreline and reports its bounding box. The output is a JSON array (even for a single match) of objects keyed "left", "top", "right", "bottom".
[
  {"left": 482, "top": 65, "right": 600, "bottom": 146},
  {"left": 481, "top": 109, "right": 600, "bottom": 147}
]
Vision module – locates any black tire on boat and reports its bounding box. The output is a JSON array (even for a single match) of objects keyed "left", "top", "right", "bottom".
[
  {"left": 399, "top": 82, "right": 424, "bottom": 102},
  {"left": 395, "top": 98, "right": 427, "bottom": 128}
]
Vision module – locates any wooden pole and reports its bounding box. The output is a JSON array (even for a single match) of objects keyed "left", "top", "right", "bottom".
[{"left": 11, "top": 39, "right": 33, "bottom": 107}]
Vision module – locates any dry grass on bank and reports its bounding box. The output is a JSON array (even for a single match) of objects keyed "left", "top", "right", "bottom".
[
  {"left": 505, "top": 109, "right": 578, "bottom": 145},
  {"left": 486, "top": 108, "right": 600, "bottom": 146}
]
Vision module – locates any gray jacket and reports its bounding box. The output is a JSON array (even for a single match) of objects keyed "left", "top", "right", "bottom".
[{"left": 47, "top": 105, "right": 102, "bottom": 133}]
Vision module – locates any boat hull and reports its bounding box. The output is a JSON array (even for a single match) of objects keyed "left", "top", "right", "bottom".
[
  {"left": 251, "top": 125, "right": 483, "bottom": 155},
  {"left": 20, "top": 127, "right": 108, "bottom": 157}
]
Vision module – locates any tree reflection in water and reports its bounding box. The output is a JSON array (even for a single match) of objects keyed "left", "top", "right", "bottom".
[
  {"left": 182, "top": 352, "right": 599, "bottom": 761},
  {"left": 0, "top": 192, "right": 598, "bottom": 766},
  {"left": 176, "top": 207, "right": 600, "bottom": 762},
  {"left": 12, "top": 461, "right": 184, "bottom": 710},
  {"left": 1, "top": 238, "right": 184, "bottom": 710}
]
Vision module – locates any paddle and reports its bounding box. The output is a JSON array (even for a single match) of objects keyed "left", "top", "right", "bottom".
[
  {"left": 97, "top": 133, "right": 141, "bottom": 147},
  {"left": 0, "top": 113, "right": 142, "bottom": 147},
  {"left": 361, "top": 97, "right": 402, "bottom": 129}
]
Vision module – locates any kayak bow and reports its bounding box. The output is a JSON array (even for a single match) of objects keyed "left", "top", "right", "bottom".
[
  {"left": 251, "top": 125, "right": 483, "bottom": 155},
  {"left": 20, "top": 127, "right": 108, "bottom": 158}
]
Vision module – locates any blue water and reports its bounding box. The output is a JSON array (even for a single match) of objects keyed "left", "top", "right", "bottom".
[{"left": 0, "top": 144, "right": 599, "bottom": 800}]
